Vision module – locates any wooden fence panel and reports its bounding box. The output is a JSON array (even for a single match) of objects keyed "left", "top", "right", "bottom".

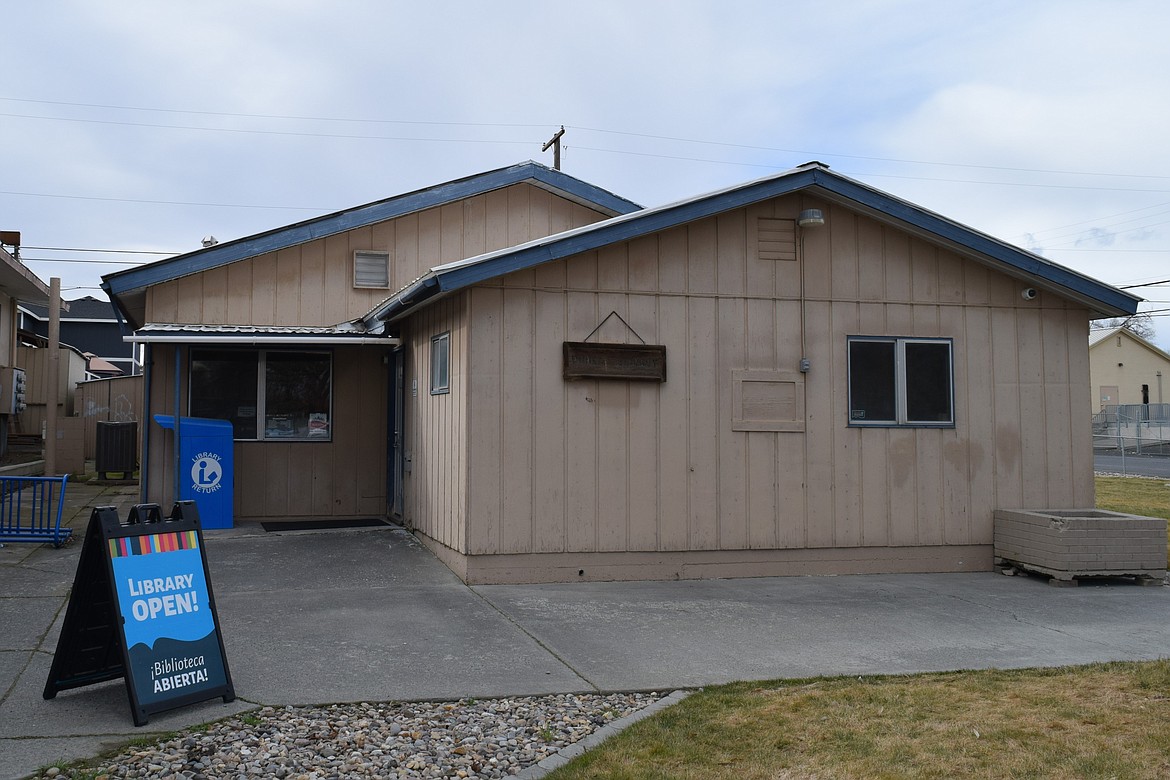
[{"left": 78, "top": 375, "right": 144, "bottom": 460}]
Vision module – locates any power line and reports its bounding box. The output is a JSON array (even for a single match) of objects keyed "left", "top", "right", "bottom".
[
  {"left": 23, "top": 245, "right": 177, "bottom": 255},
  {"left": 852, "top": 170, "right": 1170, "bottom": 195},
  {"left": 1119, "top": 279, "right": 1170, "bottom": 290},
  {"left": 1043, "top": 248, "right": 1170, "bottom": 253},
  {"left": 22, "top": 257, "right": 148, "bottom": 266},
  {"left": 1021, "top": 202, "right": 1170, "bottom": 241},
  {"left": 570, "top": 126, "right": 1170, "bottom": 181},
  {"left": 6, "top": 95, "right": 1170, "bottom": 184},
  {"left": 0, "top": 112, "right": 541, "bottom": 146},
  {"left": 0, "top": 96, "right": 550, "bottom": 129},
  {"left": 568, "top": 145, "right": 1170, "bottom": 194},
  {"left": 0, "top": 189, "right": 326, "bottom": 211}
]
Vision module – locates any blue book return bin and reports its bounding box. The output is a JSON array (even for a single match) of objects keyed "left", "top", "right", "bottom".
[{"left": 153, "top": 416, "right": 234, "bottom": 529}]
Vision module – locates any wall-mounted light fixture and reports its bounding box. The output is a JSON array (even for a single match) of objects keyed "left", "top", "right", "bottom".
[{"left": 797, "top": 209, "right": 825, "bottom": 228}]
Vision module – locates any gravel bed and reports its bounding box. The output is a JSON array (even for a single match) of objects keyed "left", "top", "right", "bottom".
[{"left": 38, "top": 692, "right": 661, "bottom": 779}]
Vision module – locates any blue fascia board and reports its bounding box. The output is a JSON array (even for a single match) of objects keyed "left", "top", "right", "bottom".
[
  {"left": 434, "top": 169, "right": 823, "bottom": 292},
  {"left": 807, "top": 170, "right": 1139, "bottom": 315},
  {"left": 415, "top": 165, "right": 1135, "bottom": 317},
  {"left": 103, "top": 161, "right": 640, "bottom": 297},
  {"left": 527, "top": 164, "right": 642, "bottom": 215}
]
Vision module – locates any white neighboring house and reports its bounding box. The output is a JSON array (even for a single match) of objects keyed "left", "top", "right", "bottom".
[
  {"left": 0, "top": 236, "right": 52, "bottom": 452},
  {"left": 1089, "top": 326, "right": 1170, "bottom": 450}
]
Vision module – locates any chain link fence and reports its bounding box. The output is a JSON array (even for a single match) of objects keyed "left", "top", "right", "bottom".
[{"left": 1093, "top": 405, "right": 1170, "bottom": 473}]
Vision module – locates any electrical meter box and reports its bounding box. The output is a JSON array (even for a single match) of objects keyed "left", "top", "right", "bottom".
[{"left": 0, "top": 367, "right": 28, "bottom": 414}]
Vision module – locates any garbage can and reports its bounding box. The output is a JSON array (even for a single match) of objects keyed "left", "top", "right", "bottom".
[
  {"left": 153, "top": 415, "right": 234, "bottom": 529},
  {"left": 95, "top": 420, "right": 138, "bottom": 478}
]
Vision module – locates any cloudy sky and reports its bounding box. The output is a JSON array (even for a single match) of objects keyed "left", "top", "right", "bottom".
[{"left": 2, "top": 0, "right": 1168, "bottom": 347}]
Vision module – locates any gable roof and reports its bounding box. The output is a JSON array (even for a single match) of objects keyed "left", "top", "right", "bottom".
[
  {"left": 102, "top": 161, "right": 641, "bottom": 328},
  {"left": 361, "top": 162, "right": 1140, "bottom": 329},
  {"left": 21, "top": 295, "right": 118, "bottom": 322},
  {"left": 1089, "top": 326, "right": 1124, "bottom": 349},
  {"left": 1089, "top": 325, "right": 1170, "bottom": 363}
]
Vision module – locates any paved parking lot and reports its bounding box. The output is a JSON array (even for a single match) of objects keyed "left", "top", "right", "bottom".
[{"left": 3, "top": 482, "right": 1169, "bottom": 779}]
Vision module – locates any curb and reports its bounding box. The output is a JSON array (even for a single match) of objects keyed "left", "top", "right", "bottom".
[
  {"left": 515, "top": 689, "right": 693, "bottom": 779},
  {"left": 0, "top": 459, "right": 44, "bottom": 477}
]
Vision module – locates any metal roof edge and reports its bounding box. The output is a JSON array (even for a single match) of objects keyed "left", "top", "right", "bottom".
[
  {"left": 372, "top": 163, "right": 1135, "bottom": 320},
  {"left": 423, "top": 167, "right": 822, "bottom": 294},
  {"left": 103, "top": 161, "right": 638, "bottom": 297},
  {"left": 526, "top": 163, "right": 642, "bottom": 216},
  {"left": 130, "top": 322, "right": 397, "bottom": 346},
  {"left": 360, "top": 276, "right": 442, "bottom": 328},
  {"left": 803, "top": 168, "right": 1140, "bottom": 316}
]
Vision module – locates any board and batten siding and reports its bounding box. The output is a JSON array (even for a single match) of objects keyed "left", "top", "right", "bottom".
[
  {"left": 143, "top": 183, "right": 610, "bottom": 327},
  {"left": 144, "top": 344, "right": 389, "bottom": 521},
  {"left": 402, "top": 294, "right": 469, "bottom": 555},
  {"left": 434, "top": 196, "right": 1092, "bottom": 580}
]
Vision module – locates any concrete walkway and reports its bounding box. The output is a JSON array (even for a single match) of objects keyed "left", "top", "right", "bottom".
[{"left": 3, "top": 481, "right": 1170, "bottom": 779}]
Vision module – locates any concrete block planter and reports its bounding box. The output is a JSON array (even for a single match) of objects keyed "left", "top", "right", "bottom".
[{"left": 994, "top": 508, "right": 1168, "bottom": 586}]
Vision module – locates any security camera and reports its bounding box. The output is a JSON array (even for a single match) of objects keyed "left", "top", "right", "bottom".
[{"left": 1021, "top": 287, "right": 1038, "bottom": 301}]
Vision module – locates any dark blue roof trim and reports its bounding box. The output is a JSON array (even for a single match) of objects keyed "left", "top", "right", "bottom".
[
  {"left": 439, "top": 168, "right": 822, "bottom": 293},
  {"left": 370, "top": 164, "right": 1138, "bottom": 324},
  {"left": 807, "top": 170, "right": 1140, "bottom": 315},
  {"left": 103, "top": 161, "right": 640, "bottom": 297}
]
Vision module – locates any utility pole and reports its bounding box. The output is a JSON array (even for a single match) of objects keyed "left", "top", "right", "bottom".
[
  {"left": 542, "top": 126, "right": 565, "bottom": 170},
  {"left": 45, "top": 277, "right": 60, "bottom": 476}
]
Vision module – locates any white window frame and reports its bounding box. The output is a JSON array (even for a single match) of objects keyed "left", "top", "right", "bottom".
[
  {"left": 430, "top": 332, "right": 450, "bottom": 395},
  {"left": 353, "top": 250, "right": 391, "bottom": 289},
  {"left": 847, "top": 336, "right": 954, "bottom": 427},
  {"left": 189, "top": 349, "right": 334, "bottom": 441}
]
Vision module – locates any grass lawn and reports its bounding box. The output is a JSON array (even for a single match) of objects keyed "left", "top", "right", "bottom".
[
  {"left": 548, "top": 477, "right": 1170, "bottom": 780},
  {"left": 1095, "top": 474, "right": 1170, "bottom": 559},
  {"left": 549, "top": 662, "right": 1170, "bottom": 780}
]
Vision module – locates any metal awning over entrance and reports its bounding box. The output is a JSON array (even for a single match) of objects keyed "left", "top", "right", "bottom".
[{"left": 128, "top": 323, "right": 398, "bottom": 346}]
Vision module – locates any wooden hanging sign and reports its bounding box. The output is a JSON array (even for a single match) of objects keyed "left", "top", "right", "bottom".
[
  {"left": 44, "top": 501, "right": 235, "bottom": 726},
  {"left": 563, "top": 342, "right": 667, "bottom": 382}
]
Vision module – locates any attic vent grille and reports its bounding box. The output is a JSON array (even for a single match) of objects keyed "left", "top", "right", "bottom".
[
  {"left": 354, "top": 250, "right": 391, "bottom": 289},
  {"left": 758, "top": 218, "right": 797, "bottom": 261}
]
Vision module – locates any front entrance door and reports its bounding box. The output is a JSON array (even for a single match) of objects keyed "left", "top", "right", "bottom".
[
  {"left": 388, "top": 348, "right": 405, "bottom": 518},
  {"left": 1100, "top": 385, "right": 1118, "bottom": 410}
]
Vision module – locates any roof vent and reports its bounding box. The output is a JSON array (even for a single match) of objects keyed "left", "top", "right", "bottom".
[{"left": 201, "top": 235, "right": 219, "bottom": 248}]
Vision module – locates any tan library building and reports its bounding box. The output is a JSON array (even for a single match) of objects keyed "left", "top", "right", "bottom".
[{"left": 103, "top": 161, "right": 1140, "bottom": 584}]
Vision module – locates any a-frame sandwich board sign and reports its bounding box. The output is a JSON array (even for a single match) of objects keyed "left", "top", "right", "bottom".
[{"left": 44, "top": 501, "right": 235, "bottom": 726}]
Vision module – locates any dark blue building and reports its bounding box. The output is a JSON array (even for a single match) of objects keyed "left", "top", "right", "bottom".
[{"left": 19, "top": 296, "right": 138, "bottom": 376}]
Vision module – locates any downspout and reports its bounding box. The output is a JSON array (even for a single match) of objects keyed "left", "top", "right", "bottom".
[
  {"left": 174, "top": 344, "right": 182, "bottom": 503},
  {"left": 46, "top": 278, "right": 61, "bottom": 476},
  {"left": 140, "top": 342, "right": 152, "bottom": 503}
]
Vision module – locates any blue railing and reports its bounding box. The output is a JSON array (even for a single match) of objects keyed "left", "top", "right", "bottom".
[{"left": 0, "top": 475, "right": 71, "bottom": 547}]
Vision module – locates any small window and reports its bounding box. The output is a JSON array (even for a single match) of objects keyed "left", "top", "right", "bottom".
[
  {"left": 354, "top": 250, "right": 390, "bottom": 288},
  {"left": 848, "top": 337, "right": 953, "bottom": 427},
  {"left": 430, "top": 332, "right": 450, "bottom": 395}
]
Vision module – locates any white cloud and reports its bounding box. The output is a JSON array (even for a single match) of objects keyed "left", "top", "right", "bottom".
[{"left": 2, "top": 0, "right": 1169, "bottom": 344}]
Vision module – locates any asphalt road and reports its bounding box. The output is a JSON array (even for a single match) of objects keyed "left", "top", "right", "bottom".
[{"left": 1094, "top": 453, "right": 1170, "bottom": 478}]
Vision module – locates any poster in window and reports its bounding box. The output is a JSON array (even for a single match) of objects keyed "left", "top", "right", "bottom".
[
  {"left": 265, "top": 414, "right": 295, "bottom": 438},
  {"left": 308, "top": 413, "right": 329, "bottom": 438}
]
